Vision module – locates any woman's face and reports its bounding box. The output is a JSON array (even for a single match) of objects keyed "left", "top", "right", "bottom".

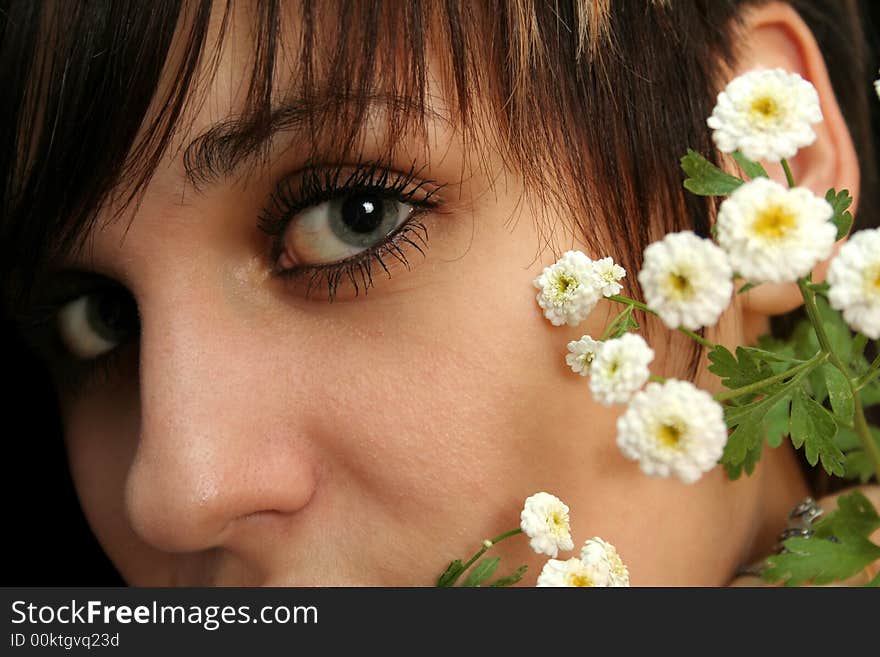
[{"left": 52, "top": 4, "right": 805, "bottom": 585}]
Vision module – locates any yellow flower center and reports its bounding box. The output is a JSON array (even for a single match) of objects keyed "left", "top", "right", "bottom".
[
  {"left": 565, "top": 571, "right": 595, "bottom": 587},
  {"left": 750, "top": 94, "right": 780, "bottom": 121},
  {"left": 865, "top": 264, "right": 880, "bottom": 297},
  {"left": 666, "top": 271, "right": 694, "bottom": 299},
  {"left": 555, "top": 273, "right": 578, "bottom": 297},
  {"left": 656, "top": 421, "right": 685, "bottom": 449},
  {"left": 752, "top": 204, "right": 796, "bottom": 240},
  {"left": 548, "top": 510, "right": 568, "bottom": 537}
]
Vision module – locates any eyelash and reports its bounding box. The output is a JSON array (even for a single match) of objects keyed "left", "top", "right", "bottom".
[{"left": 257, "top": 161, "right": 444, "bottom": 301}]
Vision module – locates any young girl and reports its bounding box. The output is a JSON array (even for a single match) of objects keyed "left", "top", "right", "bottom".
[{"left": 2, "top": 0, "right": 878, "bottom": 585}]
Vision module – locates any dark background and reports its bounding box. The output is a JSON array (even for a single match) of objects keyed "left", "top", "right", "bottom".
[{"left": 3, "top": 6, "right": 880, "bottom": 586}]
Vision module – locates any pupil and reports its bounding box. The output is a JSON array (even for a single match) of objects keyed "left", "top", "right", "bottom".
[
  {"left": 341, "top": 193, "right": 384, "bottom": 233},
  {"left": 91, "top": 288, "right": 138, "bottom": 341}
]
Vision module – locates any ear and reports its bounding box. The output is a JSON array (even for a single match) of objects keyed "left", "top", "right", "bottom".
[{"left": 730, "top": 1, "right": 860, "bottom": 317}]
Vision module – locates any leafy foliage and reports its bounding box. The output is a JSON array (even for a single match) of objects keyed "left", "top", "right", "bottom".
[
  {"left": 823, "top": 365, "right": 854, "bottom": 426},
  {"left": 680, "top": 149, "right": 743, "bottom": 196},
  {"left": 764, "top": 491, "right": 880, "bottom": 586},
  {"left": 789, "top": 387, "right": 845, "bottom": 475},
  {"left": 731, "top": 151, "right": 768, "bottom": 180},
  {"left": 436, "top": 560, "right": 466, "bottom": 587},
  {"left": 462, "top": 557, "right": 500, "bottom": 587},
  {"left": 603, "top": 305, "right": 639, "bottom": 340},
  {"left": 825, "top": 188, "right": 854, "bottom": 241},
  {"left": 488, "top": 565, "right": 529, "bottom": 587},
  {"left": 708, "top": 345, "right": 774, "bottom": 391}
]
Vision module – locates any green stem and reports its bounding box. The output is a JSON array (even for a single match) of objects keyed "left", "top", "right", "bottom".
[
  {"left": 713, "top": 351, "right": 826, "bottom": 402},
  {"left": 855, "top": 353, "right": 880, "bottom": 390},
  {"left": 458, "top": 528, "right": 523, "bottom": 576},
  {"left": 798, "top": 280, "right": 837, "bottom": 358},
  {"left": 781, "top": 158, "right": 796, "bottom": 188},
  {"left": 606, "top": 295, "right": 715, "bottom": 349},
  {"left": 649, "top": 374, "right": 668, "bottom": 384},
  {"left": 799, "top": 279, "right": 880, "bottom": 480}
]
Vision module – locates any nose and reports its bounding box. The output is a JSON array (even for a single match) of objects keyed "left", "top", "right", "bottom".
[{"left": 124, "top": 272, "right": 319, "bottom": 554}]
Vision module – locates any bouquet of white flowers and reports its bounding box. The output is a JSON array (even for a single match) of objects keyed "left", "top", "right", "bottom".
[{"left": 436, "top": 68, "right": 880, "bottom": 588}]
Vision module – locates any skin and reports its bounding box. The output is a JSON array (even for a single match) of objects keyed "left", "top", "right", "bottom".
[{"left": 49, "top": 2, "right": 844, "bottom": 586}]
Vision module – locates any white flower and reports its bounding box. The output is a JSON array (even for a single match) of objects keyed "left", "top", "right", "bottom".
[
  {"left": 565, "top": 335, "right": 603, "bottom": 376},
  {"left": 580, "top": 537, "right": 630, "bottom": 587},
  {"left": 827, "top": 228, "right": 880, "bottom": 339},
  {"left": 716, "top": 178, "right": 835, "bottom": 284},
  {"left": 707, "top": 68, "right": 822, "bottom": 162},
  {"left": 638, "top": 231, "right": 733, "bottom": 330},
  {"left": 533, "top": 251, "right": 601, "bottom": 326},
  {"left": 536, "top": 557, "right": 611, "bottom": 587},
  {"left": 538, "top": 557, "right": 609, "bottom": 587},
  {"left": 520, "top": 492, "right": 575, "bottom": 558},
  {"left": 591, "top": 257, "right": 626, "bottom": 297},
  {"left": 588, "top": 333, "right": 654, "bottom": 406},
  {"left": 616, "top": 379, "right": 727, "bottom": 484}
]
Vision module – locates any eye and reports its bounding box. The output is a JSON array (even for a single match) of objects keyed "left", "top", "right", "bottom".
[
  {"left": 277, "top": 192, "right": 415, "bottom": 268},
  {"left": 57, "top": 287, "right": 139, "bottom": 360},
  {"left": 259, "top": 163, "right": 443, "bottom": 301}
]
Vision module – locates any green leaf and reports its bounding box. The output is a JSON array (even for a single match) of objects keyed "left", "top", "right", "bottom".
[
  {"left": 732, "top": 151, "right": 768, "bottom": 180},
  {"left": 722, "top": 414, "right": 760, "bottom": 479},
  {"left": 838, "top": 425, "right": 880, "bottom": 482},
  {"left": 814, "top": 490, "right": 880, "bottom": 541},
  {"left": 756, "top": 335, "right": 798, "bottom": 373},
  {"left": 737, "top": 282, "right": 758, "bottom": 295},
  {"left": 739, "top": 346, "right": 799, "bottom": 364},
  {"left": 764, "top": 394, "right": 791, "bottom": 449},
  {"left": 844, "top": 451, "right": 874, "bottom": 483},
  {"left": 835, "top": 426, "right": 862, "bottom": 451},
  {"left": 825, "top": 188, "right": 854, "bottom": 241},
  {"left": 708, "top": 345, "right": 772, "bottom": 391},
  {"left": 764, "top": 491, "right": 880, "bottom": 586},
  {"left": 681, "top": 149, "right": 743, "bottom": 196},
  {"left": 807, "top": 367, "right": 829, "bottom": 404},
  {"left": 790, "top": 319, "right": 821, "bottom": 361},
  {"left": 789, "top": 387, "right": 844, "bottom": 475},
  {"left": 605, "top": 305, "right": 640, "bottom": 339},
  {"left": 823, "top": 365, "right": 854, "bottom": 426},
  {"left": 436, "top": 559, "right": 465, "bottom": 587},
  {"left": 763, "top": 535, "right": 880, "bottom": 586},
  {"left": 488, "top": 564, "right": 528, "bottom": 587},
  {"left": 462, "top": 556, "right": 500, "bottom": 587},
  {"left": 764, "top": 492, "right": 880, "bottom": 586}
]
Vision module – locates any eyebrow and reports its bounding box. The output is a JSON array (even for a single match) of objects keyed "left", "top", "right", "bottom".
[{"left": 181, "top": 93, "right": 449, "bottom": 188}]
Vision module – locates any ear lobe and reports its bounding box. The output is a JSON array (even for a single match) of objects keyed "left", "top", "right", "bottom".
[{"left": 728, "top": 1, "right": 860, "bottom": 318}]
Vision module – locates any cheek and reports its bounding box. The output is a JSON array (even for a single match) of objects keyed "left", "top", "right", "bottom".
[{"left": 304, "top": 214, "right": 620, "bottom": 543}]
